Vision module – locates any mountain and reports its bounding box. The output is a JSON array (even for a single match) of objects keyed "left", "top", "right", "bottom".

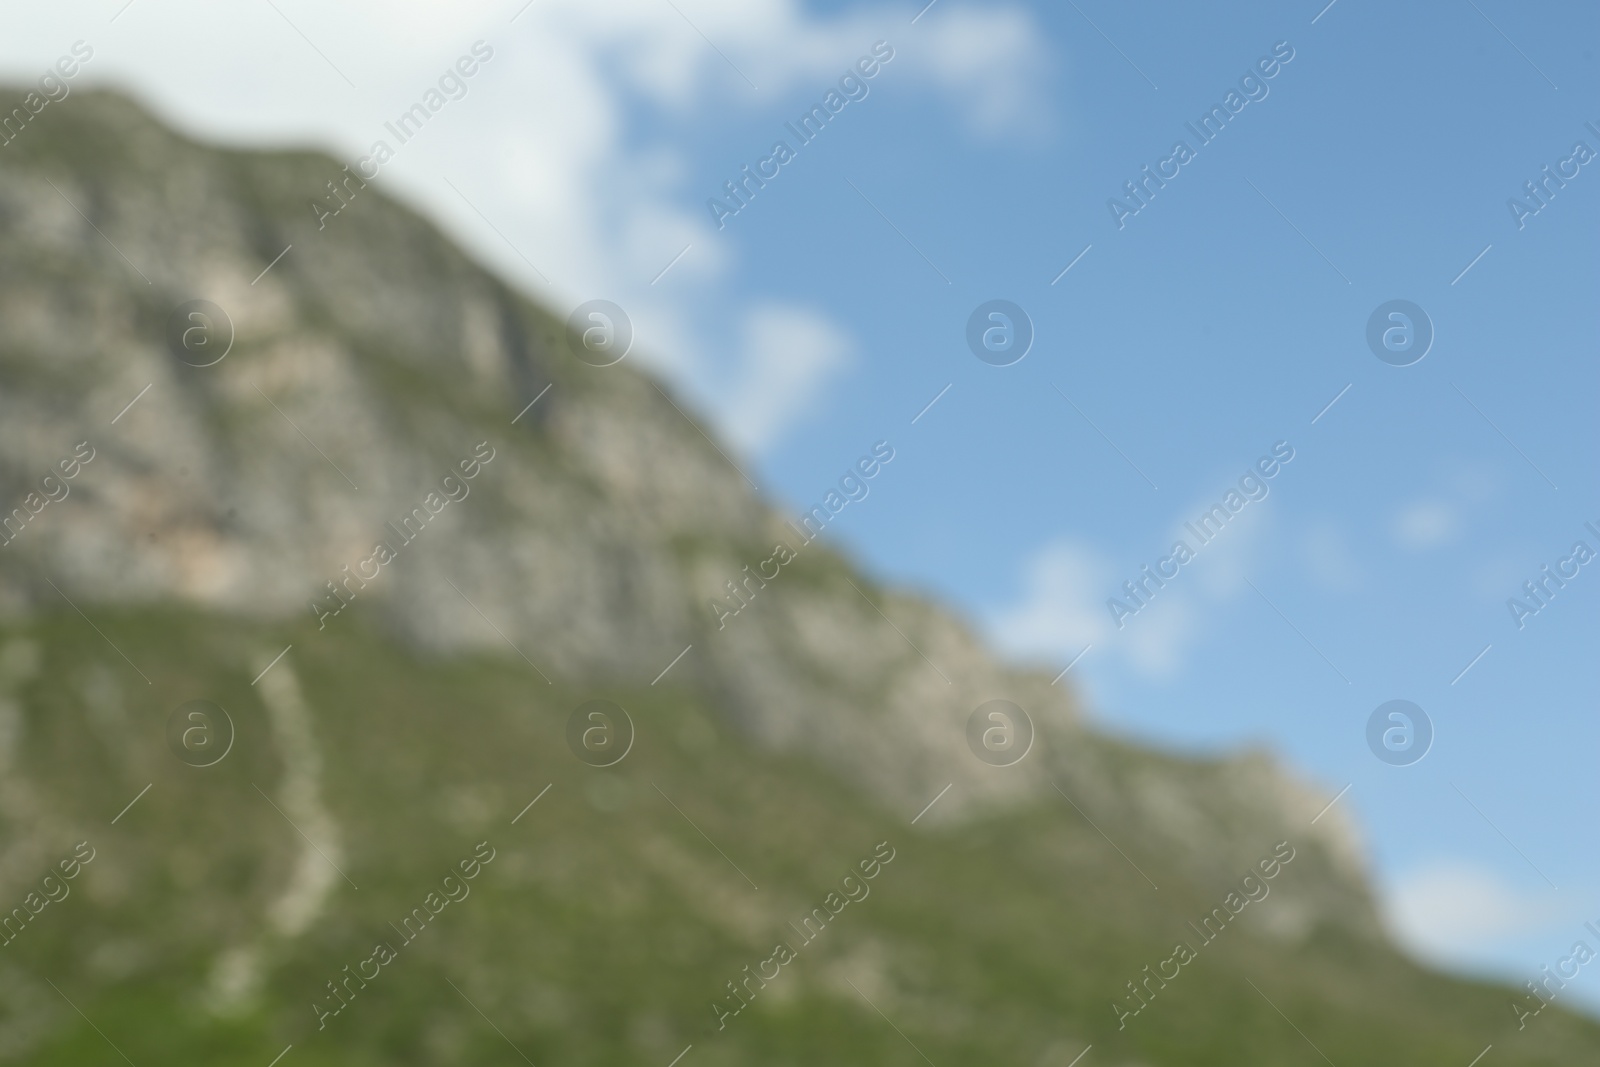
[{"left": 0, "top": 89, "right": 1591, "bottom": 1066}]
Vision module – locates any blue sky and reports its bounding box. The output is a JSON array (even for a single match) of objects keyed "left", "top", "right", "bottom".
[
  {"left": 763, "top": 0, "right": 1600, "bottom": 1006},
  {"left": 676, "top": 0, "right": 1600, "bottom": 1007},
  {"left": 5, "top": 0, "right": 1597, "bottom": 1012}
]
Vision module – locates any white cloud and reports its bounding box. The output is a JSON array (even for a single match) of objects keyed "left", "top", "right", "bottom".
[
  {"left": 1381, "top": 860, "right": 1563, "bottom": 965},
  {"left": 986, "top": 474, "right": 1292, "bottom": 681},
  {"left": 986, "top": 541, "right": 1111, "bottom": 664},
  {"left": 985, "top": 538, "right": 1206, "bottom": 681},
  {"left": 1393, "top": 499, "right": 1458, "bottom": 550},
  {"left": 0, "top": 0, "right": 1050, "bottom": 457},
  {"left": 1379, "top": 862, "right": 1600, "bottom": 1021},
  {"left": 1118, "top": 594, "right": 1200, "bottom": 677},
  {"left": 903, "top": 5, "right": 1054, "bottom": 136},
  {"left": 720, "top": 305, "right": 852, "bottom": 454}
]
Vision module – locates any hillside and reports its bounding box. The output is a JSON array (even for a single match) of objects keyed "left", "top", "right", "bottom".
[{"left": 0, "top": 90, "right": 1593, "bottom": 1065}]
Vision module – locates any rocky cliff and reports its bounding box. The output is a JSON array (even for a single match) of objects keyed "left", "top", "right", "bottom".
[{"left": 0, "top": 90, "right": 1589, "bottom": 1067}]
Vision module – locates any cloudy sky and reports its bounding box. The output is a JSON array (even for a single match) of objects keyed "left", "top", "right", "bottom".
[{"left": 5, "top": 0, "right": 1598, "bottom": 1012}]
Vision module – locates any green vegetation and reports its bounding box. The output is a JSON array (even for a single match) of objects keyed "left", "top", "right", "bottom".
[{"left": 1, "top": 606, "right": 1592, "bottom": 1066}]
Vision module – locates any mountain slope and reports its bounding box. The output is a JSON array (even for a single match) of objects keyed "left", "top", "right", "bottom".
[
  {"left": 3, "top": 607, "right": 1595, "bottom": 1066},
  {"left": 0, "top": 90, "right": 1591, "bottom": 1065}
]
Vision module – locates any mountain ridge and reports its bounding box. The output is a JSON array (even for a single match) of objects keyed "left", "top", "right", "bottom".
[
  {"left": 0, "top": 88, "right": 1592, "bottom": 1065},
  {"left": 0, "top": 87, "right": 1360, "bottom": 873}
]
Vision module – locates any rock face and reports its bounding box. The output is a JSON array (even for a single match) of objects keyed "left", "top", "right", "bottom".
[{"left": 0, "top": 91, "right": 1368, "bottom": 934}]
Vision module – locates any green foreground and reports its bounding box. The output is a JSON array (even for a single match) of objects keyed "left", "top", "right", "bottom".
[{"left": 2, "top": 606, "right": 1591, "bottom": 1066}]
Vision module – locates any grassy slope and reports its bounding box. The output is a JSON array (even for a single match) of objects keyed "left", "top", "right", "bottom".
[{"left": 5, "top": 605, "right": 1593, "bottom": 1066}]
